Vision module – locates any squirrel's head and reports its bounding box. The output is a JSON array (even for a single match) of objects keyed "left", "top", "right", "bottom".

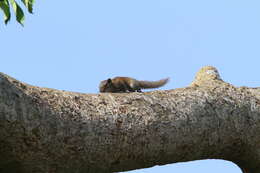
[{"left": 99, "top": 78, "right": 115, "bottom": 92}]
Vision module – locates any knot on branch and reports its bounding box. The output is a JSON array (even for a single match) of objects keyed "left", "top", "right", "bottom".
[{"left": 190, "top": 66, "right": 223, "bottom": 87}]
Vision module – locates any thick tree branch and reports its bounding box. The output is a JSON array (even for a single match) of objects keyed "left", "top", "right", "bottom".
[{"left": 0, "top": 66, "right": 259, "bottom": 173}]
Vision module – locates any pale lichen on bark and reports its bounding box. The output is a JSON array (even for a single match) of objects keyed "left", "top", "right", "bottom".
[{"left": 0, "top": 66, "right": 259, "bottom": 173}]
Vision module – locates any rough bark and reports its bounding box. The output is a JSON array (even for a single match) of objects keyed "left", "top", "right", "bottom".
[{"left": 0, "top": 66, "right": 259, "bottom": 173}]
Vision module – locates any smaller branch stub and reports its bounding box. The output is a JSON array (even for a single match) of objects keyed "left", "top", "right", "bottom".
[{"left": 190, "top": 66, "right": 223, "bottom": 87}]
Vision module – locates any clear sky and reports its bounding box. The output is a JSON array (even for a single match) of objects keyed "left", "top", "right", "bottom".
[{"left": 1, "top": 0, "right": 260, "bottom": 172}]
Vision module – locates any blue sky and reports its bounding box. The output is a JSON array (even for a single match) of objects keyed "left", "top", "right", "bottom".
[{"left": 1, "top": 0, "right": 260, "bottom": 172}]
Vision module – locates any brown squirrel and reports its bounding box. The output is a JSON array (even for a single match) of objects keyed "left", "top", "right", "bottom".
[{"left": 99, "top": 77, "right": 169, "bottom": 93}]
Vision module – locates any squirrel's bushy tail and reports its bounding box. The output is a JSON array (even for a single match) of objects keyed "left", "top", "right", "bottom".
[{"left": 138, "top": 78, "right": 169, "bottom": 89}]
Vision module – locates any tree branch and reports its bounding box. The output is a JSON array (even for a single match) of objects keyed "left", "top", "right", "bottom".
[{"left": 0, "top": 66, "right": 259, "bottom": 173}]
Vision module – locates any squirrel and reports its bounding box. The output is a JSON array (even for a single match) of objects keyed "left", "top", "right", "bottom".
[{"left": 99, "top": 77, "right": 169, "bottom": 93}]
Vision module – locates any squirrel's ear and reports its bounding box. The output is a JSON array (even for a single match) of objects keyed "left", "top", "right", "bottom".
[{"left": 107, "top": 78, "right": 112, "bottom": 83}]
